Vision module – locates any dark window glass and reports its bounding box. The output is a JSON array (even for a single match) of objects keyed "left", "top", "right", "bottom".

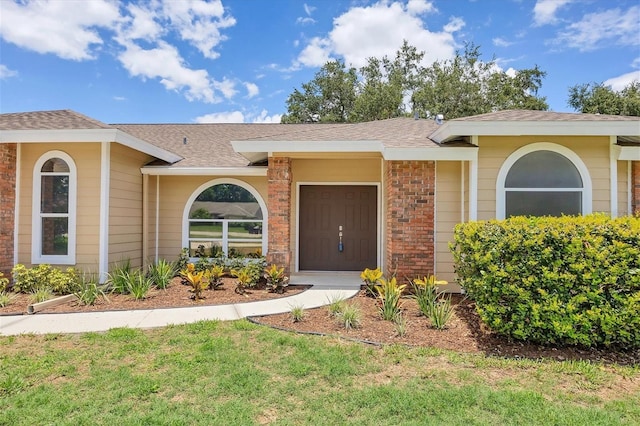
[
  {"left": 506, "top": 191, "right": 581, "bottom": 217},
  {"left": 41, "top": 176, "right": 69, "bottom": 213},
  {"left": 505, "top": 151, "right": 582, "bottom": 188},
  {"left": 41, "top": 158, "right": 70, "bottom": 173},
  {"left": 190, "top": 184, "right": 262, "bottom": 220},
  {"left": 42, "top": 217, "right": 68, "bottom": 255}
]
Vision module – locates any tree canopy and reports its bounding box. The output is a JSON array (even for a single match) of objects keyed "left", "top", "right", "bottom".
[
  {"left": 281, "top": 42, "right": 549, "bottom": 123},
  {"left": 567, "top": 81, "right": 640, "bottom": 116}
]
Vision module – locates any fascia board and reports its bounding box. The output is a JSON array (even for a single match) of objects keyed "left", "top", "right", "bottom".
[
  {"left": 232, "top": 140, "right": 383, "bottom": 157},
  {"left": 430, "top": 121, "right": 640, "bottom": 143},
  {"left": 383, "top": 147, "right": 478, "bottom": 161},
  {"left": 617, "top": 145, "right": 640, "bottom": 161},
  {"left": 1, "top": 128, "right": 182, "bottom": 163},
  {"left": 141, "top": 166, "right": 267, "bottom": 176}
]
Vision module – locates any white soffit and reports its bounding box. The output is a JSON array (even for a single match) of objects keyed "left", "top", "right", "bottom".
[
  {"left": 615, "top": 145, "right": 640, "bottom": 161},
  {"left": 430, "top": 121, "right": 640, "bottom": 143},
  {"left": 0, "top": 128, "right": 182, "bottom": 163},
  {"left": 383, "top": 147, "right": 478, "bottom": 161}
]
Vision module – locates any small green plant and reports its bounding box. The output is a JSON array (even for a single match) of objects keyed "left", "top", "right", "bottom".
[
  {"left": 0, "top": 291, "right": 18, "bottom": 308},
  {"left": 290, "top": 304, "right": 305, "bottom": 322},
  {"left": 412, "top": 275, "right": 448, "bottom": 318},
  {"left": 337, "top": 303, "right": 362, "bottom": 330},
  {"left": 360, "top": 267, "right": 383, "bottom": 297},
  {"left": 0, "top": 271, "right": 9, "bottom": 292},
  {"left": 30, "top": 287, "right": 53, "bottom": 304},
  {"left": 375, "top": 277, "right": 406, "bottom": 321},
  {"left": 74, "top": 275, "right": 108, "bottom": 306},
  {"left": 393, "top": 313, "right": 408, "bottom": 337},
  {"left": 185, "top": 270, "right": 208, "bottom": 300},
  {"left": 326, "top": 294, "right": 346, "bottom": 317},
  {"left": 264, "top": 264, "right": 289, "bottom": 294},
  {"left": 429, "top": 295, "right": 454, "bottom": 330},
  {"left": 231, "top": 266, "right": 257, "bottom": 295},
  {"left": 176, "top": 248, "right": 190, "bottom": 273},
  {"left": 107, "top": 261, "right": 132, "bottom": 294},
  {"left": 147, "top": 259, "right": 175, "bottom": 290},
  {"left": 205, "top": 265, "right": 225, "bottom": 290},
  {"left": 126, "top": 271, "right": 152, "bottom": 301}
]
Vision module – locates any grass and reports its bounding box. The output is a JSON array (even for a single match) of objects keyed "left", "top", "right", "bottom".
[{"left": 1, "top": 321, "right": 638, "bottom": 425}]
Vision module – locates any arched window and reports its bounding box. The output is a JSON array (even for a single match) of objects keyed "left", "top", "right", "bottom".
[
  {"left": 496, "top": 143, "right": 592, "bottom": 219},
  {"left": 32, "top": 151, "right": 77, "bottom": 264},
  {"left": 183, "top": 180, "right": 267, "bottom": 258}
]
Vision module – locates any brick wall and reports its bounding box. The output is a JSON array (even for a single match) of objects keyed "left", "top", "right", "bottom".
[
  {"left": 266, "top": 157, "right": 292, "bottom": 274},
  {"left": 0, "top": 144, "right": 17, "bottom": 279},
  {"left": 633, "top": 161, "right": 640, "bottom": 215},
  {"left": 385, "top": 160, "right": 435, "bottom": 279}
]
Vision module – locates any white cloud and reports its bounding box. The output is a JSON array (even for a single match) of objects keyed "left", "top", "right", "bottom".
[
  {"left": 120, "top": 3, "right": 164, "bottom": 41},
  {"left": 118, "top": 41, "right": 216, "bottom": 103},
  {"left": 533, "top": 0, "right": 573, "bottom": 27},
  {"left": 406, "top": 0, "right": 436, "bottom": 16},
  {"left": 252, "top": 110, "right": 282, "bottom": 123},
  {"left": 295, "top": 1, "right": 463, "bottom": 70},
  {"left": 113, "top": 96, "right": 127, "bottom": 101},
  {"left": 194, "top": 111, "right": 245, "bottom": 123},
  {"left": 161, "top": 0, "right": 236, "bottom": 60},
  {"left": 553, "top": 6, "right": 640, "bottom": 51},
  {"left": 213, "top": 78, "right": 237, "bottom": 99},
  {"left": 604, "top": 71, "right": 640, "bottom": 92},
  {"left": 296, "top": 17, "right": 315, "bottom": 25},
  {"left": 492, "top": 37, "right": 514, "bottom": 47},
  {"left": 0, "top": 0, "right": 121, "bottom": 60},
  {"left": 0, "top": 64, "right": 18, "bottom": 79},
  {"left": 244, "top": 82, "right": 260, "bottom": 98},
  {"left": 304, "top": 4, "right": 316, "bottom": 16}
]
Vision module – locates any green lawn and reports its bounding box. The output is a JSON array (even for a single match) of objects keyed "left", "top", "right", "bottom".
[{"left": 1, "top": 320, "right": 638, "bottom": 425}]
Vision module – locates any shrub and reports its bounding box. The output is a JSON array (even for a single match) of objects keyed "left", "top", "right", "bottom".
[
  {"left": 107, "top": 261, "right": 132, "bottom": 294},
  {"left": 326, "top": 294, "right": 346, "bottom": 317},
  {"left": 74, "top": 275, "right": 108, "bottom": 306},
  {"left": 12, "top": 264, "right": 80, "bottom": 295},
  {"left": 30, "top": 287, "right": 53, "bottom": 304},
  {"left": 290, "top": 305, "right": 305, "bottom": 322},
  {"left": 147, "top": 259, "right": 175, "bottom": 290},
  {"left": 264, "top": 264, "right": 289, "bottom": 294},
  {"left": 126, "top": 270, "right": 152, "bottom": 300},
  {"left": 451, "top": 214, "right": 640, "bottom": 348},
  {"left": 412, "top": 275, "right": 447, "bottom": 318},
  {"left": 184, "top": 270, "right": 208, "bottom": 300},
  {"left": 0, "top": 291, "right": 17, "bottom": 308},
  {"left": 205, "top": 265, "right": 225, "bottom": 290},
  {"left": 375, "top": 277, "right": 406, "bottom": 321},
  {"left": 0, "top": 272, "right": 9, "bottom": 292},
  {"left": 231, "top": 266, "right": 257, "bottom": 295},
  {"left": 429, "top": 296, "right": 454, "bottom": 330}
]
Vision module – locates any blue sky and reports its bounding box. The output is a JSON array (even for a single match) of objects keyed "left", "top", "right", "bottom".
[{"left": 1, "top": 0, "right": 639, "bottom": 124}]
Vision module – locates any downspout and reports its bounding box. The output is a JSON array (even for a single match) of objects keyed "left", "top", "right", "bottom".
[
  {"left": 142, "top": 173, "right": 148, "bottom": 268},
  {"left": 628, "top": 161, "right": 632, "bottom": 216},
  {"left": 460, "top": 161, "right": 465, "bottom": 223},
  {"left": 99, "top": 142, "right": 110, "bottom": 283},
  {"left": 469, "top": 136, "right": 479, "bottom": 221},
  {"left": 13, "top": 143, "right": 21, "bottom": 267}
]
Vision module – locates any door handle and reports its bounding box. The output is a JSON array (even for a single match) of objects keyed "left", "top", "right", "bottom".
[{"left": 338, "top": 225, "right": 344, "bottom": 252}]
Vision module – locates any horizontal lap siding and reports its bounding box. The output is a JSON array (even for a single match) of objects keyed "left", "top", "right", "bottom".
[
  {"left": 18, "top": 143, "right": 101, "bottom": 270},
  {"left": 477, "top": 136, "right": 612, "bottom": 220},
  {"left": 617, "top": 161, "right": 630, "bottom": 216},
  {"left": 435, "top": 161, "right": 462, "bottom": 292},
  {"left": 108, "top": 144, "right": 152, "bottom": 269}
]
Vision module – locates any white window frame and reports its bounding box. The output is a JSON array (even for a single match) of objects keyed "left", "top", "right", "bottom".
[
  {"left": 496, "top": 142, "right": 592, "bottom": 219},
  {"left": 182, "top": 178, "right": 268, "bottom": 259},
  {"left": 31, "top": 150, "right": 77, "bottom": 264}
]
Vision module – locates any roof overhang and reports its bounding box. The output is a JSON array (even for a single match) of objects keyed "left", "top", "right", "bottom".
[
  {"left": 0, "top": 128, "right": 182, "bottom": 163},
  {"left": 232, "top": 139, "right": 478, "bottom": 162},
  {"left": 430, "top": 120, "right": 640, "bottom": 143},
  {"left": 612, "top": 145, "right": 640, "bottom": 161},
  {"left": 140, "top": 166, "right": 267, "bottom": 176}
]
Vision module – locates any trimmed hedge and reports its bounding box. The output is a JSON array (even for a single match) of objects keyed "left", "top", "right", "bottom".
[{"left": 451, "top": 214, "right": 640, "bottom": 349}]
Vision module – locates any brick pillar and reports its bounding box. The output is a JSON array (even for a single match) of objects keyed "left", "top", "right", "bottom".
[
  {"left": 267, "top": 157, "right": 292, "bottom": 274},
  {"left": 0, "top": 144, "right": 17, "bottom": 280},
  {"left": 385, "top": 160, "right": 435, "bottom": 280},
  {"left": 633, "top": 161, "right": 640, "bottom": 215}
]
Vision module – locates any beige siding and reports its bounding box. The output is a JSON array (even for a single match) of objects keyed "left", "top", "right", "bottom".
[
  {"left": 290, "top": 158, "right": 383, "bottom": 270},
  {"left": 618, "top": 160, "right": 631, "bottom": 216},
  {"left": 150, "top": 175, "right": 268, "bottom": 262},
  {"left": 435, "top": 161, "right": 462, "bottom": 292},
  {"left": 477, "top": 136, "right": 612, "bottom": 220},
  {"left": 17, "top": 143, "right": 101, "bottom": 271},
  {"left": 108, "top": 144, "right": 153, "bottom": 268}
]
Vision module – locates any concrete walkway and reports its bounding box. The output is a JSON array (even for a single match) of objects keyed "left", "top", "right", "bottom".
[{"left": 0, "top": 272, "right": 361, "bottom": 336}]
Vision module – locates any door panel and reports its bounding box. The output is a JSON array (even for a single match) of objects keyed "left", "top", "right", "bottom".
[{"left": 299, "top": 185, "right": 377, "bottom": 271}]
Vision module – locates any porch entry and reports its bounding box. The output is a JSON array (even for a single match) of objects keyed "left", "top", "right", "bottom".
[{"left": 298, "top": 185, "right": 377, "bottom": 271}]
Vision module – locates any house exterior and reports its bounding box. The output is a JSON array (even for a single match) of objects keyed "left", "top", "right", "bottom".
[{"left": 1, "top": 109, "right": 638, "bottom": 292}]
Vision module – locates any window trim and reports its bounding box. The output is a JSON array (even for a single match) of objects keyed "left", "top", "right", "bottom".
[
  {"left": 496, "top": 143, "right": 592, "bottom": 219},
  {"left": 181, "top": 178, "right": 268, "bottom": 259},
  {"left": 31, "top": 150, "right": 77, "bottom": 265}
]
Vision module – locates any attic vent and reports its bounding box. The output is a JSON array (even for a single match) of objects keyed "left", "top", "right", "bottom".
[{"left": 183, "top": 137, "right": 188, "bottom": 145}]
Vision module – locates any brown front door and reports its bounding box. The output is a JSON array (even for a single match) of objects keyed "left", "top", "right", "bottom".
[{"left": 299, "top": 185, "right": 377, "bottom": 271}]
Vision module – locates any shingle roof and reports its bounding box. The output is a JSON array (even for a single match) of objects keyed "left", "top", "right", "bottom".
[
  {"left": 452, "top": 109, "right": 640, "bottom": 122},
  {"left": 0, "top": 109, "right": 112, "bottom": 130}
]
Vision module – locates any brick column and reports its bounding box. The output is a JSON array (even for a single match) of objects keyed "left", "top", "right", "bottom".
[
  {"left": 633, "top": 161, "right": 640, "bottom": 215},
  {"left": 0, "top": 144, "right": 17, "bottom": 280},
  {"left": 385, "top": 160, "right": 435, "bottom": 280},
  {"left": 267, "top": 157, "right": 292, "bottom": 274}
]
